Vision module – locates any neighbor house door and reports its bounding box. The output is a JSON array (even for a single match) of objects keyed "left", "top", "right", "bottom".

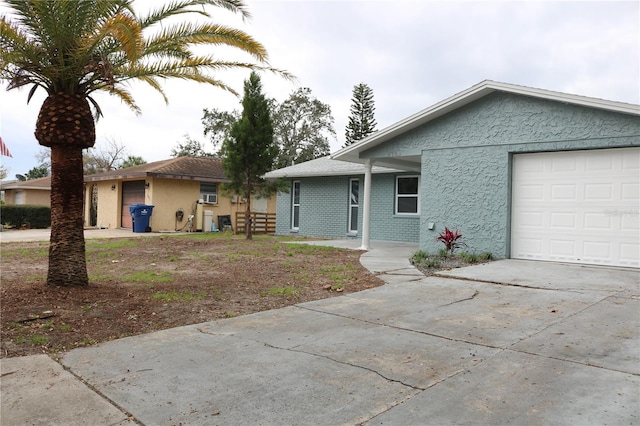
[{"left": 121, "top": 180, "right": 145, "bottom": 228}]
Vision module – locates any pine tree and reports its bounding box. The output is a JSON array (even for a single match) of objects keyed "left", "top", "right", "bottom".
[
  {"left": 344, "top": 83, "right": 377, "bottom": 146},
  {"left": 221, "top": 72, "right": 278, "bottom": 239}
]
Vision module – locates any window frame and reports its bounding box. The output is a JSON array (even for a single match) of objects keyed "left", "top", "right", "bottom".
[
  {"left": 291, "top": 180, "right": 301, "bottom": 230},
  {"left": 348, "top": 178, "right": 359, "bottom": 234},
  {"left": 15, "top": 190, "right": 25, "bottom": 205},
  {"left": 200, "top": 182, "right": 218, "bottom": 205},
  {"left": 395, "top": 175, "right": 420, "bottom": 215}
]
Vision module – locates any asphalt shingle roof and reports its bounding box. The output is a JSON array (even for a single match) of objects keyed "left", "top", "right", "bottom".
[
  {"left": 84, "top": 157, "right": 228, "bottom": 183},
  {"left": 0, "top": 176, "right": 51, "bottom": 190}
]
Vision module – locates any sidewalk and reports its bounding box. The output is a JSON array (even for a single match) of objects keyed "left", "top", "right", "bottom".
[{"left": 0, "top": 227, "right": 161, "bottom": 243}]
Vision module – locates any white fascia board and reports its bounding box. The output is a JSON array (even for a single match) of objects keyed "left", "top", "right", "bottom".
[
  {"left": 490, "top": 81, "right": 640, "bottom": 115},
  {"left": 3, "top": 185, "right": 51, "bottom": 190},
  {"left": 264, "top": 168, "right": 401, "bottom": 179}
]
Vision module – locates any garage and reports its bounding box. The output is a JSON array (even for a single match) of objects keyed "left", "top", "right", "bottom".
[{"left": 511, "top": 147, "right": 639, "bottom": 268}]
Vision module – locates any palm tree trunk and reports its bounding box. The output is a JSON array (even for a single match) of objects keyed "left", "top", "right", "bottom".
[
  {"left": 35, "top": 92, "right": 94, "bottom": 287},
  {"left": 47, "top": 145, "right": 88, "bottom": 286}
]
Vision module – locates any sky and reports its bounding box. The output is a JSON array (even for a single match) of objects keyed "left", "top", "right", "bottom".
[{"left": 1, "top": 0, "right": 638, "bottom": 177}]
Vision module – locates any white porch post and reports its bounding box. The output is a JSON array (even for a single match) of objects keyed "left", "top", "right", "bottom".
[{"left": 360, "top": 158, "right": 373, "bottom": 250}]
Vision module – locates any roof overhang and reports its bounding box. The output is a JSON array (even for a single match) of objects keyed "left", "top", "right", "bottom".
[
  {"left": 1, "top": 185, "right": 51, "bottom": 190},
  {"left": 263, "top": 155, "right": 409, "bottom": 179},
  {"left": 85, "top": 172, "right": 228, "bottom": 183}
]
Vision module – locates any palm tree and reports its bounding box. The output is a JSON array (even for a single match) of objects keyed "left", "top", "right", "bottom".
[{"left": 0, "top": 0, "right": 289, "bottom": 286}]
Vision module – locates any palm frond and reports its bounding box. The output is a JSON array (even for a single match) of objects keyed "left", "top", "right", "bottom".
[
  {"left": 86, "top": 94, "right": 105, "bottom": 119},
  {"left": 138, "top": 0, "right": 250, "bottom": 29},
  {"left": 96, "top": 85, "right": 141, "bottom": 115},
  {"left": 26, "top": 83, "right": 39, "bottom": 103},
  {"left": 1, "top": 0, "right": 292, "bottom": 118},
  {"left": 133, "top": 75, "right": 169, "bottom": 104},
  {"left": 144, "top": 23, "right": 268, "bottom": 62},
  {"left": 81, "top": 13, "right": 143, "bottom": 62}
]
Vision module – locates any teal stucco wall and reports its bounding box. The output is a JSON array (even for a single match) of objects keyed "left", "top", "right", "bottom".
[{"left": 364, "top": 92, "right": 640, "bottom": 257}]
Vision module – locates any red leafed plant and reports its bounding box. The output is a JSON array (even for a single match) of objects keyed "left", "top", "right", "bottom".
[{"left": 436, "top": 227, "right": 466, "bottom": 255}]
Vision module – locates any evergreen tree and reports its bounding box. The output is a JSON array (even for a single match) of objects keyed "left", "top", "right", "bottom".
[
  {"left": 221, "top": 72, "right": 278, "bottom": 240},
  {"left": 345, "top": 83, "right": 377, "bottom": 146}
]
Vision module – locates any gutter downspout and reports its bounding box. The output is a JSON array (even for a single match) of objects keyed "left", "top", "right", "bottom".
[{"left": 360, "top": 159, "right": 373, "bottom": 250}]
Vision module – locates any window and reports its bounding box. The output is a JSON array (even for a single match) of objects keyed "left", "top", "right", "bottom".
[
  {"left": 395, "top": 176, "right": 419, "bottom": 215},
  {"left": 348, "top": 178, "right": 359, "bottom": 233},
  {"left": 200, "top": 183, "right": 217, "bottom": 204},
  {"left": 15, "top": 190, "right": 25, "bottom": 205},
  {"left": 291, "top": 180, "right": 300, "bottom": 230}
]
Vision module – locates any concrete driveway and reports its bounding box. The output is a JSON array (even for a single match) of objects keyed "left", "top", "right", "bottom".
[
  {"left": 1, "top": 241, "right": 638, "bottom": 425},
  {"left": 0, "top": 227, "right": 159, "bottom": 243}
]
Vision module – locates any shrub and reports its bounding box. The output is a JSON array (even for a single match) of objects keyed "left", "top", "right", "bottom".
[
  {"left": 1, "top": 205, "right": 51, "bottom": 229},
  {"left": 479, "top": 252, "right": 494, "bottom": 261},
  {"left": 424, "top": 258, "right": 441, "bottom": 268},
  {"left": 410, "top": 250, "right": 429, "bottom": 264},
  {"left": 436, "top": 227, "right": 466, "bottom": 255},
  {"left": 460, "top": 252, "right": 479, "bottom": 264}
]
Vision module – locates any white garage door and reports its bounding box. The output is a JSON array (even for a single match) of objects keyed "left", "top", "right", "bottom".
[{"left": 511, "top": 147, "right": 639, "bottom": 268}]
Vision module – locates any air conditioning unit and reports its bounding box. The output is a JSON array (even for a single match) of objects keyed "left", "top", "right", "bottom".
[
  {"left": 204, "top": 194, "right": 217, "bottom": 204},
  {"left": 231, "top": 195, "right": 238, "bottom": 203}
]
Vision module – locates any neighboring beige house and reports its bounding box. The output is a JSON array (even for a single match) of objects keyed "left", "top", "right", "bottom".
[
  {"left": 0, "top": 176, "right": 51, "bottom": 206},
  {"left": 83, "top": 156, "right": 276, "bottom": 232}
]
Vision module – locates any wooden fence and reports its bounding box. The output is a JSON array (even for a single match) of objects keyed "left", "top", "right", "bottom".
[{"left": 234, "top": 212, "right": 276, "bottom": 235}]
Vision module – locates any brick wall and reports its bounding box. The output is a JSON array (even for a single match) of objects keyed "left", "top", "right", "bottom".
[{"left": 275, "top": 173, "right": 419, "bottom": 242}]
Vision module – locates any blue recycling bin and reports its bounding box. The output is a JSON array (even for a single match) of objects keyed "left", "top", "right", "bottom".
[{"left": 129, "top": 204, "right": 154, "bottom": 233}]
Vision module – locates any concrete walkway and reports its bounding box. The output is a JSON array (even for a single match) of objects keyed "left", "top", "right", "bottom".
[
  {"left": 1, "top": 236, "right": 639, "bottom": 425},
  {"left": 0, "top": 227, "right": 162, "bottom": 243}
]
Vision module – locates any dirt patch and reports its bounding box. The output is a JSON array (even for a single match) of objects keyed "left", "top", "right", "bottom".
[{"left": 1, "top": 234, "right": 386, "bottom": 358}]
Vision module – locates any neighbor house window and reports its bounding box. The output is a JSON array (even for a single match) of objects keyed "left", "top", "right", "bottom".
[
  {"left": 291, "top": 180, "right": 300, "bottom": 230},
  {"left": 395, "top": 176, "right": 419, "bottom": 215},
  {"left": 200, "top": 183, "right": 217, "bottom": 204},
  {"left": 15, "top": 190, "right": 25, "bottom": 205}
]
